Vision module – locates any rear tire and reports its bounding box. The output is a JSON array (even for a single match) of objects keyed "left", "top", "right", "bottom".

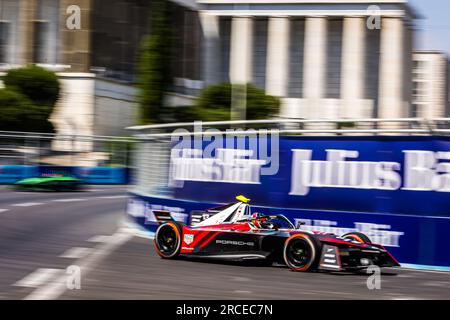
[
  {"left": 283, "top": 234, "right": 320, "bottom": 272},
  {"left": 154, "top": 222, "right": 183, "bottom": 259},
  {"left": 342, "top": 232, "right": 371, "bottom": 244}
]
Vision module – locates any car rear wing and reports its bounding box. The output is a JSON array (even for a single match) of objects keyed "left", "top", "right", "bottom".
[
  {"left": 190, "top": 210, "right": 220, "bottom": 226},
  {"left": 153, "top": 210, "right": 175, "bottom": 225}
]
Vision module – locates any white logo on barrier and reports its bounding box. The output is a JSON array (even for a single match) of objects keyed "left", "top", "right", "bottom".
[
  {"left": 170, "top": 148, "right": 267, "bottom": 187},
  {"left": 403, "top": 150, "right": 450, "bottom": 192},
  {"left": 127, "top": 198, "right": 146, "bottom": 218},
  {"left": 295, "top": 219, "right": 404, "bottom": 247},
  {"left": 169, "top": 121, "right": 280, "bottom": 188},
  {"left": 289, "top": 149, "right": 450, "bottom": 196},
  {"left": 169, "top": 141, "right": 450, "bottom": 194}
]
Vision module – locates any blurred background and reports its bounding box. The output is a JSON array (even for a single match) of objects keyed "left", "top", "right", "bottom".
[
  {"left": 0, "top": 0, "right": 450, "bottom": 300},
  {"left": 0, "top": 0, "right": 449, "bottom": 165}
]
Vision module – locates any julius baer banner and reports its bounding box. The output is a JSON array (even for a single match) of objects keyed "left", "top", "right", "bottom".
[{"left": 130, "top": 136, "right": 450, "bottom": 268}]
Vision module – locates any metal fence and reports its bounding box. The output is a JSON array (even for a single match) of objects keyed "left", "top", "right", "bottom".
[
  {"left": 128, "top": 117, "right": 450, "bottom": 136},
  {"left": 0, "top": 131, "right": 135, "bottom": 167},
  {"left": 1, "top": 118, "right": 448, "bottom": 189}
]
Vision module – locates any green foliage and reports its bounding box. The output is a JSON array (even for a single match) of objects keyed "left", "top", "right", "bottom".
[
  {"left": 0, "top": 89, "right": 54, "bottom": 132},
  {"left": 337, "top": 121, "right": 356, "bottom": 129},
  {"left": 173, "top": 82, "right": 281, "bottom": 122},
  {"left": 0, "top": 65, "right": 59, "bottom": 132},
  {"left": 103, "top": 138, "right": 136, "bottom": 167},
  {"left": 137, "top": 0, "right": 173, "bottom": 124},
  {"left": 3, "top": 65, "right": 60, "bottom": 106}
]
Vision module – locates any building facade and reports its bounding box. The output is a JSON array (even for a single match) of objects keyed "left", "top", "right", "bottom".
[
  {"left": 0, "top": 0, "right": 200, "bottom": 152},
  {"left": 412, "top": 51, "right": 449, "bottom": 118},
  {"left": 0, "top": 0, "right": 426, "bottom": 149},
  {"left": 0, "top": 0, "right": 91, "bottom": 71},
  {"left": 198, "top": 0, "right": 416, "bottom": 120}
]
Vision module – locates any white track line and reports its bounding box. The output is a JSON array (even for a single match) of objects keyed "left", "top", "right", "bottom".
[
  {"left": 59, "top": 247, "right": 91, "bottom": 259},
  {"left": 400, "top": 268, "right": 450, "bottom": 275},
  {"left": 87, "top": 235, "right": 111, "bottom": 243},
  {"left": 14, "top": 268, "right": 63, "bottom": 288},
  {"left": 96, "top": 195, "right": 128, "bottom": 199},
  {"left": 0, "top": 209, "right": 9, "bottom": 213},
  {"left": 52, "top": 198, "right": 86, "bottom": 202},
  {"left": 390, "top": 296, "right": 421, "bottom": 300},
  {"left": 234, "top": 290, "right": 252, "bottom": 294},
  {"left": 25, "top": 229, "right": 133, "bottom": 300},
  {"left": 421, "top": 281, "right": 450, "bottom": 287},
  {"left": 11, "top": 202, "right": 43, "bottom": 207}
]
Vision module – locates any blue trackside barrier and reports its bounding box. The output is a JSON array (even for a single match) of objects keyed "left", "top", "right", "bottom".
[
  {"left": 0, "top": 165, "right": 129, "bottom": 184},
  {"left": 126, "top": 193, "right": 450, "bottom": 271},
  {"left": 0, "top": 165, "right": 39, "bottom": 183},
  {"left": 37, "top": 166, "right": 77, "bottom": 178},
  {"left": 74, "top": 167, "right": 127, "bottom": 184},
  {"left": 127, "top": 135, "right": 450, "bottom": 270}
]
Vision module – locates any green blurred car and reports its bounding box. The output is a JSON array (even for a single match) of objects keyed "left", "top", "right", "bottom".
[{"left": 14, "top": 175, "right": 83, "bottom": 191}]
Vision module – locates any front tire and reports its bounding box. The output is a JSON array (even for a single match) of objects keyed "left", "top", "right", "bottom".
[
  {"left": 283, "top": 234, "right": 320, "bottom": 272},
  {"left": 154, "top": 222, "right": 183, "bottom": 259},
  {"left": 342, "top": 232, "right": 371, "bottom": 244}
]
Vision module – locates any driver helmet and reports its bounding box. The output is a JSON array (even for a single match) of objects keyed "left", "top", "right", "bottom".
[
  {"left": 251, "top": 213, "right": 271, "bottom": 229},
  {"left": 251, "top": 213, "right": 262, "bottom": 228}
]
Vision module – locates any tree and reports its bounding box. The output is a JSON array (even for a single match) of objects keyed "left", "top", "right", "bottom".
[
  {"left": 137, "top": 0, "right": 173, "bottom": 124},
  {"left": 3, "top": 65, "right": 60, "bottom": 106},
  {"left": 172, "top": 82, "right": 281, "bottom": 122},
  {"left": 0, "top": 65, "right": 60, "bottom": 132},
  {"left": 0, "top": 89, "right": 54, "bottom": 132}
]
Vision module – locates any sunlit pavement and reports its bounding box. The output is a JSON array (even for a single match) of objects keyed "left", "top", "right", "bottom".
[
  {"left": 60, "top": 236, "right": 450, "bottom": 300},
  {"left": 0, "top": 186, "right": 449, "bottom": 300},
  {"left": 0, "top": 186, "right": 127, "bottom": 299}
]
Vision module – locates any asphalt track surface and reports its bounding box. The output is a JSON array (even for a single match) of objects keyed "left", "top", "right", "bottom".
[{"left": 0, "top": 185, "right": 449, "bottom": 300}]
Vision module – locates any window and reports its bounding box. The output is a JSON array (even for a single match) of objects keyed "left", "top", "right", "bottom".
[
  {"left": 364, "top": 27, "right": 381, "bottom": 100},
  {"left": 33, "top": 21, "right": 49, "bottom": 63},
  {"left": 0, "top": 21, "right": 9, "bottom": 63},
  {"left": 33, "top": 0, "right": 59, "bottom": 64},
  {"left": 411, "top": 104, "right": 417, "bottom": 117},
  {"left": 219, "top": 17, "right": 231, "bottom": 83},
  {"left": 288, "top": 18, "right": 305, "bottom": 98},
  {"left": 252, "top": 18, "right": 268, "bottom": 90},
  {"left": 326, "top": 19, "right": 343, "bottom": 99}
]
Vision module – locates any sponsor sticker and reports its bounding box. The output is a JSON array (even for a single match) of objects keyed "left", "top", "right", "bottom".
[{"left": 184, "top": 234, "right": 194, "bottom": 245}]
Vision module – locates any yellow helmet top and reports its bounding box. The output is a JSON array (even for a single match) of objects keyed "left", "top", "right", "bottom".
[{"left": 236, "top": 195, "right": 250, "bottom": 203}]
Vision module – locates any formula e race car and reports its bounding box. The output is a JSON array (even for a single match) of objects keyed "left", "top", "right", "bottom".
[
  {"left": 13, "top": 174, "right": 82, "bottom": 191},
  {"left": 153, "top": 196, "right": 400, "bottom": 272}
]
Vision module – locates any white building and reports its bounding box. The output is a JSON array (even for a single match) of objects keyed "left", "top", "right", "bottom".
[
  {"left": 412, "top": 50, "right": 449, "bottom": 118},
  {"left": 0, "top": 0, "right": 424, "bottom": 150},
  {"left": 199, "top": 0, "right": 417, "bottom": 120}
]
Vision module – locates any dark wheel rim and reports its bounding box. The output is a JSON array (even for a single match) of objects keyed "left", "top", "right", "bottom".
[
  {"left": 287, "top": 238, "right": 312, "bottom": 268},
  {"left": 156, "top": 225, "right": 178, "bottom": 255}
]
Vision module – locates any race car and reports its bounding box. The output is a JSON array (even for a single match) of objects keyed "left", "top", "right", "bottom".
[
  {"left": 13, "top": 174, "right": 83, "bottom": 191},
  {"left": 153, "top": 195, "right": 400, "bottom": 272}
]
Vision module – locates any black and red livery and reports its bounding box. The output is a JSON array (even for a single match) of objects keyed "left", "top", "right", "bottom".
[{"left": 153, "top": 196, "right": 400, "bottom": 272}]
